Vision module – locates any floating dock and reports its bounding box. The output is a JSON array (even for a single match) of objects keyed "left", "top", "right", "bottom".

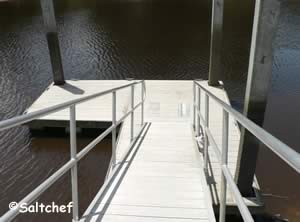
[
  {"left": 26, "top": 80, "right": 132, "bottom": 129},
  {"left": 26, "top": 80, "right": 263, "bottom": 221}
]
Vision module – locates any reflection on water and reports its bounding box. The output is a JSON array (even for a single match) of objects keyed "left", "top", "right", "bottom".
[{"left": 0, "top": 0, "right": 299, "bottom": 221}]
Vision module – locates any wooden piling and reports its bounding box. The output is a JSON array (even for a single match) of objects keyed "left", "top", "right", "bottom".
[
  {"left": 235, "top": 0, "right": 280, "bottom": 196},
  {"left": 40, "top": 0, "right": 65, "bottom": 85},
  {"left": 208, "top": 0, "right": 224, "bottom": 86}
]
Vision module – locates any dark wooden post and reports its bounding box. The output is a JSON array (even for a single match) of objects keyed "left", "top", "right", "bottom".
[
  {"left": 40, "top": 0, "right": 65, "bottom": 85},
  {"left": 235, "top": 0, "right": 280, "bottom": 196},
  {"left": 208, "top": 0, "right": 224, "bottom": 86}
]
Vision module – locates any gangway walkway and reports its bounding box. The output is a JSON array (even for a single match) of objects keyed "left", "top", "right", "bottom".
[
  {"left": 82, "top": 81, "right": 216, "bottom": 221},
  {"left": 82, "top": 122, "right": 215, "bottom": 222}
]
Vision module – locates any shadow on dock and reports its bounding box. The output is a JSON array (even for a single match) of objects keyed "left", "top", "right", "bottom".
[{"left": 81, "top": 123, "right": 151, "bottom": 221}]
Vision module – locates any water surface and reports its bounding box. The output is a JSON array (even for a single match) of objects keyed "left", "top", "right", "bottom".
[{"left": 0, "top": 0, "right": 299, "bottom": 221}]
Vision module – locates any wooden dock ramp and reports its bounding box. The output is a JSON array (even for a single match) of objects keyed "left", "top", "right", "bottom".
[
  {"left": 81, "top": 122, "right": 215, "bottom": 222},
  {"left": 81, "top": 81, "right": 216, "bottom": 222}
]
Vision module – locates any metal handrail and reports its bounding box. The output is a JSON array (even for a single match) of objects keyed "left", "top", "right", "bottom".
[
  {"left": 194, "top": 81, "right": 300, "bottom": 173},
  {"left": 0, "top": 80, "right": 146, "bottom": 222},
  {"left": 193, "top": 80, "right": 300, "bottom": 222}
]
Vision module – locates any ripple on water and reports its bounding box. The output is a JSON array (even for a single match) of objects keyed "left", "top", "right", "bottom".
[{"left": 0, "top": 0, "right": 300, "bottom": 221}]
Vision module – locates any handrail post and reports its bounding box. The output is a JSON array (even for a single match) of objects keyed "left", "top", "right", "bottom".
[
  {"left": 130, "top": 85, "right": 135, "bottom": 141},
  {"left": 196, "top": 87, "right": 201, "bottom": 136},
  {"left": 219, "top": 109, "right": 229, "bottom": 222},
  {"left": 141, "top": 82, "right": 144, "bottom": 126},
  {"left": 70, "top": 105, "right": 79, "bottom": 222},
  {"left": 112, "top": 91, "right": 117, "bottom": 167},
  {"left": 193, "top": 82, "right": 196, "bottom": 130},
  {"left": 204, "top": 94, "right": 209, "bottom": 171}
]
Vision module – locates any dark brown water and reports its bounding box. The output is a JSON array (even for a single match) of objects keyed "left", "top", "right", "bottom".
[{"left": 0, "top": 0, "right": 299, "bottom": 221}]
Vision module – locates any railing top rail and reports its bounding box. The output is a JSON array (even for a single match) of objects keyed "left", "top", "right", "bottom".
[
  {"left": 0, "top": 80, "right": 145, "bottom": 132},
  {"left": 194, "top": 80, "right": 300, "bottom": 174}
]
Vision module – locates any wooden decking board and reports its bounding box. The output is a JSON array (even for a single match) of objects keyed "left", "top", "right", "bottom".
[{"left": 89, "top": 204, "right": 210, "bottom": 218}]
